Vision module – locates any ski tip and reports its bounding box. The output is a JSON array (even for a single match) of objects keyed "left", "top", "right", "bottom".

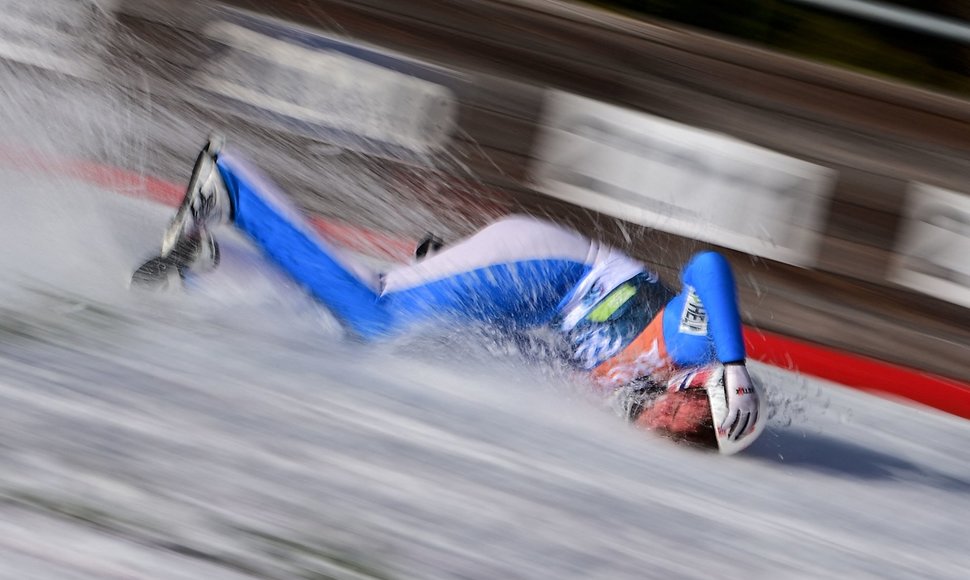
[{"left": 129, "top": 256, "right": 184, "bottom": 292}]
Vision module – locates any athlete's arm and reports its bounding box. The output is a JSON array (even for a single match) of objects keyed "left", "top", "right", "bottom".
[
  {"left": 681, "top": 252, "right": 759, "bottom": 442},
  {"left": 680, "top": 251, "right": 745, "bottom": 364}
]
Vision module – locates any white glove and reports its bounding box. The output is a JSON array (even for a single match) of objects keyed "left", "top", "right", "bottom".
[{"left": 719, "top": 363, "right": 760, "bottom": 442}]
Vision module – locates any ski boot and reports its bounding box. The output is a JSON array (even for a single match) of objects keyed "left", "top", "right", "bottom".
[
  {"left": 131, "top": 135, "right": 232, "bottom": 289},
  {"left": 414, "top": 232, "right": 445, "bottom": 260}
]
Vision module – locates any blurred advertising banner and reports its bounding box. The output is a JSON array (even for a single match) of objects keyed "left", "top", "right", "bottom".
[
  {"left": 193, "top": 9, "right": 457, "bottom": 159},
  {"left": 531, "top": 92, "right": 836, "bottom": 267},
  {"left": 0, "top": 0, "right": 118, "bottom": 78},
  {"left": 891, "top": 184, "right": 970, "bottom": 308}
]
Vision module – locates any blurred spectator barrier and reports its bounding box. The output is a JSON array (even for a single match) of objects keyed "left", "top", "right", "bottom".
[
  {"left": 891, "top": 184, "right": 970, "bottom": 309},
  {"left": 531, "top": 91, "right": 836, "bottom": 267},
  {"left": 0, "top": 0, "right": 118, "bottom": 79},
  {"left": 193, "top": 8, "right": 458, "bottom": 159}
]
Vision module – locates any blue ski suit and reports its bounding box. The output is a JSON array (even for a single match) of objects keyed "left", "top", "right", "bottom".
[{"left": 215, "top": 148, "right": 746, "bottom": 387}]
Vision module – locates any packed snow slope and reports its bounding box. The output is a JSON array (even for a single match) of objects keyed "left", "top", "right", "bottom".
[
  {"left": 0, "top": 162, "right": 969, "bottom": 580},
  {"left": 0, "top": 15, "right": 969, "bottom": 573}
]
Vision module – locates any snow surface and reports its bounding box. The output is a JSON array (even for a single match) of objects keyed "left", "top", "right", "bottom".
[
  {"left": 0, "top": 166, "right": 969, "bottom": 580},
  {"left": 0, "top": 5, "right": 968, "bottom": 572}
]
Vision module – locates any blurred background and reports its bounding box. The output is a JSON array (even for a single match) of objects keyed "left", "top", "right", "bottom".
[
  {"left": 92, "top": 0, "right": 970, "bottom": 381},
  {"left": 603, "top": 0, "right": 970, "bottom": 94},
  {"left": 0, "top": 0, "right": 969, "bottom": 578}
]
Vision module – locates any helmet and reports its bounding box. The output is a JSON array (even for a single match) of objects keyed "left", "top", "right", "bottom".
[
  {"left": 634, "top": 363, "right": 767, "bottom": 455},
  {"left": 632, "top": 364, "right": 721, "bottom": 449},
  {"left": 635, "top": 386, "right": 716, "bottom": 448},
  {"left": 633, "top": 363, "right": 766, "bottom": 454}
]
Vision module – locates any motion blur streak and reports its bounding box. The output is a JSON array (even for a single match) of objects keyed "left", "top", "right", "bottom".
[{"left": 0, "top": 1, "right": 969, "bottom": 578}]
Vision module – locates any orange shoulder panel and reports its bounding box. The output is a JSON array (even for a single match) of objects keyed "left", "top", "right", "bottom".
[{"left": 591, "top": 308, "right": 674, "bottom": 390}]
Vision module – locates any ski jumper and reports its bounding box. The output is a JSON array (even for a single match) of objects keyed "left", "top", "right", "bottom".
[{"left": 215, "top": 149, "right": 746, "bottom": 386}]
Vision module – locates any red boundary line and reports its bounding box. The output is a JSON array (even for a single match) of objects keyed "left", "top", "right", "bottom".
[
  {"left": 0, "top": 151, "right": 414, "bottom": 263},
  {"left": 744, "top": 328, "right": 970, "bottom": 419},
  {"left": 9, "top": 152, "right": 970, "bottom": 419}
]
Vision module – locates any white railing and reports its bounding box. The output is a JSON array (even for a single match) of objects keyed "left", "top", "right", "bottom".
[{"left": 788, "top": 0, "right": 970, "bottom": 43}]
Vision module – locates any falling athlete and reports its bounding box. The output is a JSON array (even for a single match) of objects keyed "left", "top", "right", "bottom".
[{"left": 134, "top": 137, "right": 766, "bottom": 453}]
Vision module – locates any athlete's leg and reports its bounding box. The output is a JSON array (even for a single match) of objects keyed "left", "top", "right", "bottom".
[
  {"left": 215, "top": 149, "right": 391, "bottom": 338},
  {"left": 380, "top": 216, "right": 597, "bottom": 331},
  {"left": 216, "top": 152, "right": 596, "bottom": 338},
  {"left": 217, "top": 148, "right": 613, "bottom": 338}
]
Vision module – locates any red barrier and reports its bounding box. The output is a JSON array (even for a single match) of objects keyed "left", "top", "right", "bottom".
[{"left": 744, "top": 327, "right": 970, "bottom": 419}]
